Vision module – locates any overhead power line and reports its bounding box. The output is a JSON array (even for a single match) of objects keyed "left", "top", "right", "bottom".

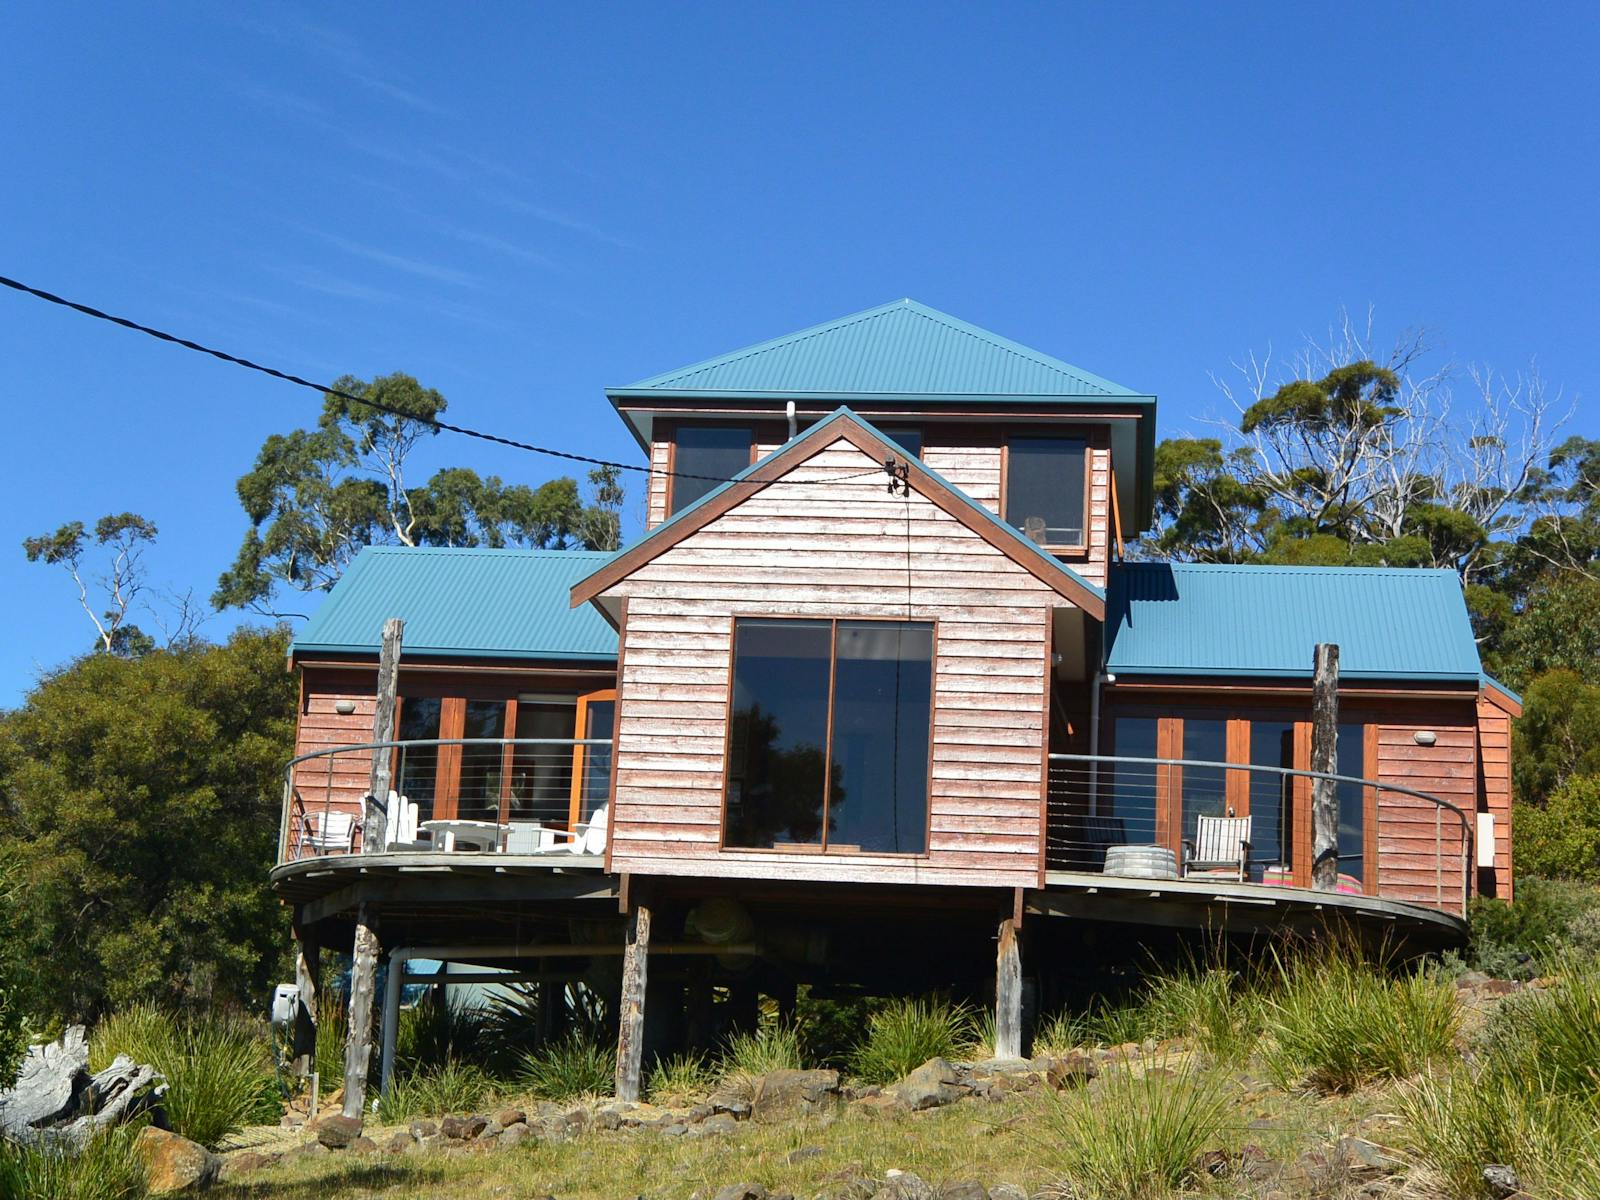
[{"left": 0, "top": 273, "right": 889, "bottom": 488}]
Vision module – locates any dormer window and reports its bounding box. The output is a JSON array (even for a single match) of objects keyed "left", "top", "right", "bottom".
[
  {"left": 670, "top": 425, "right": 753, "bottom": 515},
  {"left": 1004, "top": 432, "right": 1087, "bottom": 550}
]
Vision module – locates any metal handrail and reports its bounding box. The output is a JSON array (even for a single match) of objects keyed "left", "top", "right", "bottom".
[
  {"left": 280, "top": 737, "right": 615, "bottom": 864},
  {"left": 1046, "top": 752, "right": 1474, "bottom": 914}
]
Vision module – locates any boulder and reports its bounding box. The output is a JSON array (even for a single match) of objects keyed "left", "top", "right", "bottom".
[
  {"left": 409, "top": 1118, "right": 439, "bottom": 1139},
  {"left": 218, "top": 1150, "right": 278, "bottom": 1179},
  {"left": 700, "top": 1112, "right": 740, "bottom": 1135},
  {"left": 987, "top": 1186, "right": 1028, "bottom": 1200},
  {"left": 707, "top": 1090, "right": 753, "bottom": 1119},
  {"left": 495, "top": 1107, "right": 527, "bottom": 1128},
  {"left": 1482, "top": 1165, "right": 1522, "bottom": 1198},
  {"left": 1337, "top": 1136, "right": 1403, "bottom": 1173},
  {"left": 314, "top": 1113, "right": 363, "bottom": 1149},
  {"left": 889, "top": 1059, "right": 967, "bottom": 1111},
  {"left": 879, "top": 1171, "right": 935, "bottom": 1200},
  {"left": 937, "top": 1183, "right": 988, "bottom": 1200},
  {"left": 750, "top": 1069, "right": 841, "bottom": 1124},
  {"left": 384, "top": 1130, "right": 411, "bottom": 1154},
  {"left": 349, "top": 1136, "right": 379, "bottom": 1155},
  {"left": 497, "top": 1122, "right": 534, "bottom": 1150},
  {"left": 788, "top": 1145, "right": 825, "bottom": 1164},
  {"left": 713, "top": 1184, "right": 769, "bottom": 1200},
  {"left": 1455, "top": 971, "right": 1492, "bottom": 988},
  {"left": 134, "top": 1126, "right": 221, "bottom": 1194},
  {"left": 440, "top": 1114, "right": 470, "bottom": 1140},
  {"left": 460, "top": 1114, "right": 490, "bottom": 1139},
  {"left": 1044, "top": 1053, "right": 1098, "bottom": 1090}
]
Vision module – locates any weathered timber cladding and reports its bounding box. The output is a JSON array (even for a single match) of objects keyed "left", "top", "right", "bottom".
[
  {"left": 608, "top": 441, "right": 1065, "bottom": 888},
  {"left": 1374, "top": 715, "right": 1476, "bottom": 915},
  {"left": 1476, "top": 694, "right": 1514, "bottom": 901},
  {"left": 291, "top": 671, "right": 377, "bottom": 834},
  {"left": 650, "top": 430, "right": 1115, "bottom": 586}
]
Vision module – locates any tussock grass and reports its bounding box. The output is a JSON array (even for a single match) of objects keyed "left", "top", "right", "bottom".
[
  {"left": 90, "top": 1003, "right": 276, "bottom": 1150},
  {"left": 1479, "top": 951, "right": 1600, "bottom": 1097},
  {"left": 376, "top": 1058, "right": 498, "bottom": 1122},
  {"left": 1259, "top": 948, "right": 1458, "bottom": 1093},
  {"left": 849, "top": 998, "right": 977, "bottom": 1085},
  {"left": 1034, "top": 1066, "right": 1232, "bottom": 1200},
  {"left": 647, "top": 1052, "right": 716, "bottom": 1106},
  {"left": 0, "top": 1126, "right": 148, "bottom": 1200},
  {"left": 395, "top": 991, "right": 491, "bottom": 1072},
  {"left": 719, "top": 1023, "right": 804, "bottom": 1096},
  {"left": 518, "top": 1030, "right": 615, "bottom": 1101}
]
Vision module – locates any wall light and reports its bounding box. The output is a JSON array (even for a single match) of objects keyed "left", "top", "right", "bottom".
[
  {"left": 334, "top": 699, "right": 358, "bottom": 716},
  {"left": 1413, "top": 730, "right": 1437, "bottom": 746}
]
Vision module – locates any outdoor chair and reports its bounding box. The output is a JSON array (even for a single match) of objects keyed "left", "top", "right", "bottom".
[
  {"left": 384, "top": 792, "right": 431, "bottom": 852},
  {"left": 532, "top": 802, "right": 610, "bottom": 856},
  {"left": 298, "top": 808, "right": 360, "bottom": 856},
  {"left": 1183, "top": 813, "right": 1253, "bottom": 881},
  {"left": 1077, "top": 814, "right": 1127, "bottom": 872}
]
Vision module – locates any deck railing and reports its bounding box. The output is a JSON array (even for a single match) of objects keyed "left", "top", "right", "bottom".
[
  {"left": 278, "top": 737, "right": 613, "bottom": 864},
  {"left": 1046, "top": 753, "right": 1474, "bottom": 915}
]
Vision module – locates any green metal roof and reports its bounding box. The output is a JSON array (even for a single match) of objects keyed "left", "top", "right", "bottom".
[
  {"left": 612, "top": 299, "right": 1143, "bottom": 399},
  {"left": 291, "top": 547, "right": 619, "bottom": 663},
  {"left": 1105, "top": 562, "right": 1483, "bottom": 682}
]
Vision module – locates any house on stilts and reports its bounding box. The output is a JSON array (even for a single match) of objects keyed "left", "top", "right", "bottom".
[{"left": 271, "top": 300, "right": 1520, "bottom": 1109}]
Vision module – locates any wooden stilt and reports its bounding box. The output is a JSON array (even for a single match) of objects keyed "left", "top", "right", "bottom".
[
  {"left": 685, "top": 964, "right": 714, "bottom": 1054},
  {"left": 727, "top": 980, "right": 759, "bottom": 1039},
  {"left": 291, "top": 924, "right": 321, "bottom": 1077},
  {"left": 615, "top": 903, "right": 651, "bottom": 1103},
  {"left": 364, "top": 618, "right": 404, "bottom": 852},
  {"left": 342, "top": 902, "right": 380, "bottom": 1120},
  {"left": 1311, "top": 643, "right": 1341, "bottom": 893},
  {"left": 995, "top": 917, "right": 1023, "bottom": 1059}
]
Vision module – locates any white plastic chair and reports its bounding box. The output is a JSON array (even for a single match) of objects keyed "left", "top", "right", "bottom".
[
  {"left": 385, "top": 792, "right": 431, "bottom": 851},
  {"left": 531, "top": 803, "right": 610, "bottom": 856},
  {"left": 1184, "top": 814, "right": 1253, "bottom": 880},
  {"left": 300, "top": 809, "right": 359, "bottom": 855}
]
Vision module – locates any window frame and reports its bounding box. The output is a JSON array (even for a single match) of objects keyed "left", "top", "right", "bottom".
[
  {"left": 664, "top": 419, "right": 759, "bottom": 518},
  {"left": 1001, "top": 428, "right": 1092, "bottom": 554},
  {"left": 718, "top": 613, "right": 938, "bottom": 858}
]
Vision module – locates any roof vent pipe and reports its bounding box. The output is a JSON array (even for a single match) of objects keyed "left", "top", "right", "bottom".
[{"left": 786, "top": 400, "right": 797, "bottom": 440}]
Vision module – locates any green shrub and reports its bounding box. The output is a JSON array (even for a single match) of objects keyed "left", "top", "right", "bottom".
[
  {"left": 376, "top": 1058, "right": 497, "bottom": 1122},
  {"left": 395, "top": 990, "right": 492, "bottom": 1071},
  {"left": 518, "top": 1030, "right": 615, "bottom": 1101},
  {"left": 647, "top": 1052, "right": 716, "bottom": 1106},
  {"left": 1260, "top": 950, "right": 1458, "bottom": 1093},
  {"left": 311, "top": 991, "right": 350, "bottom": 1086},
  {"left": 1480, "top": 954, "right": 1600, "bottom": 1099},
  {"left": 719, "top": 1023, "right": 805, "bottom": 1095},
  {"left": 1034, "top": 1065, "right": 1231, "bottom": 1200},
  {"left": 795, "top": 988, "right": 880, "bottom": 1069},
  {"left": 90, "top": 1003, "right": 277, "bottom": 1149},
  {"left": 849, "top": 998, "right": 976, "bottom": 1085},
  {"left": 1469, "top": 876, "right": 1600, "bottom": 977},
  {"left": 0, "top": 1126, "right": 148, "bottom": 1200},
  {"left": 1139, "top": 967, "right": 1261, "bottom": 1062}
]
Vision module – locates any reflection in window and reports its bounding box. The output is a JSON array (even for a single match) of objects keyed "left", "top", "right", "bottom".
[
  {"left": 724, "top": 618, "right": 933, "bottom": 853},
  {"left": 510, "top": 701, "right": 578, "bottom": 822},
  {"left": 1248, "top": 720, "right": 1296, "bottom": 869},
  {"left": 1006, "top": 434, "right": 1087, "bottom": 547},
  {"left": 1104, "top": 717, "right": 1159, "bottom": 845},
  {"left": 1180, "top": 718, "right": 1228, "bottom": 845},
  {"left": 1336, "top": 722, "right": 1367, "bottom": 882},
  {"left": 397, "top": 697, "right": 442, "bottom": 816},
  {"left": 671, "top": 426, "right": 752, "bottom": 515},
  {"left": 456, "top": 701, "right": 507, "bottom": 823},
  {"left": 576, "top": 699, "right": 614, "bottom": 824},
  {"left": 877, "top": 426, "right": 923, "bottom": 459}
]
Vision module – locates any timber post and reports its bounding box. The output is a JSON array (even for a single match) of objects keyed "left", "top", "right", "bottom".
[
  {"left": 290, "top": 924, "right": 321, "bottom": 1077},
  {"left": 994, "top": 917, "right": 1023, "bottom": 1059},
  {"left": 1311, "top": 643, "right": 1340, "bottom": 892},
  {"left": 615, "top": 902, "right": 651, "bottom": 1103},
  {"left": 341, "top": 901, "right": 381, "bottom": 1120},
  {"left": 364, "top": 617, "right": 404, "bottom": 853}
]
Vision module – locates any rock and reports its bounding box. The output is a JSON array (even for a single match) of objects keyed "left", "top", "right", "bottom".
[
  {"left": 460, "top": 1114, "right": 490, "bottom": 1139},
  {"left": 404, "top": 1134, "right": 443, "bottom": 1155},
  {"left": 750, "top": 1069, "right": 842, "bottom": 1124},
  {"left": 537, "top": 1113, "right": 575, "bottom": 1141},
  {"left": 495, "top": 1106, "right": 527, "bottom": 1128},
  {"left": 1456, "top": 971, "right": 1492, "bottom": 988},
  {"left": 349, "top": 1136, "right": 379, "bottom": 1154},
  {"left": 315, "top": 1113, "right": 364, "bottom": 1149},
  {"left": 594, "top": 1107, "right": 623, "bottom": 1131},
  {"left": 1482, "top": 979, "right": 1518, "bottom": 996},
  {"left": 788, "top": 1145, "right": 824, "bottom": 1164},
  {"left": 440, "top": 1114, "right": 469, "bottom": 1139},
  {"left": 296, "top": 1141, "right": 330, "bottom": 1156},
  {"left": 1044, "top": 1053, "right": 1097, "bottom": 1090},
  {"left": 409, "top": 1118, "right": 439, "bottom": 1139},
  {"left": 708, "top": 1090, "right": 754, "bottom": 1119},
  {"left": 1196, "top": 1148, "right": 1232, "bottom": 1178},
  {"left": 702, "top": 1112, "right": 740, "bottom": 1135},
  {"left": 134, "top": 1126, "right": 222, "bottom": 1195},
  {"left": 498, "top": 1122, "right": 534, "bottom": 1150},
  {"left": 937, "top": 1181, "right": 988, "bottom": 1200},
  {"left": 712, "top": 1184, "right": 769, "bottom": 1200},
  {"left": 987, "top": 1186, "right": 1028, "bottom": 1200},
  {"left": 890, "top": 1059, "right": 968, "bottom": 1111},
  {"left": 880, "top": 1171, "right": 935, "bottom": 1200},
  {"left": 1482, "top": 1165, "right": 1522, "bottom": 1198},
  {"left": 219, "top": 1150, "right": 278, "bottom": 1179},
  {"left": 385, "top": 1131, "right": 411, "bottom": 1154},
  {"left": 564, "top": 1106, "right": 592, "bottom": 1133},
  {"left": 1337, "top": 1136, "right": 1402, "bottom": 1173}
]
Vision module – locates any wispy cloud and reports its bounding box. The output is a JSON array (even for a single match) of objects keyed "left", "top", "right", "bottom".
[
  {"left": 246, "top": 10, "right": 453, "bottom": 118},
  {"left": 485, "top": 189, "right": 633, "bottom": 250},
  {"left": 227, "top": 78, "right": 325, "bottom": 119},
  {"left": 265, "top": 264, "right": 396, "bottom": 306},
  {"left": 300, "top": 228, "right": 480, "bottom": 289}
]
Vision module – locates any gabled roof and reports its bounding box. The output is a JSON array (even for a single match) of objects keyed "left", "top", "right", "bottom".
[
  {"left": 611, "top": 299, "right": 1142, "bottom": 400},
  {"left": 1105, "top": 562, "right": 1483, "bottom": 683},
  {"left": 291, "top": 547, "right": 619, "bottom": 663},
  {"left": 571, "top": 407, "right": 1106, "bottom": 618}
]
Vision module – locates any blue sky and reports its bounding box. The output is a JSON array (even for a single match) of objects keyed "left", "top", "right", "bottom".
[{"left": 1, "top": 3, "right": 1596, "bottom": 704}]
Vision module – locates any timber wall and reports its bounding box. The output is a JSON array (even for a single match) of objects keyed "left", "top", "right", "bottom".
[{"left": 609, "top": 439, "right": 1072, "bottom": 889}]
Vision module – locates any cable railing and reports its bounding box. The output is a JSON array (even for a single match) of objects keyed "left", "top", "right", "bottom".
[
  {"left": 279, "top": 737, "right": 613, "bottom": 864},
  {"left": 1045, "top": 753, "right": 1474, "bottom": 916}
]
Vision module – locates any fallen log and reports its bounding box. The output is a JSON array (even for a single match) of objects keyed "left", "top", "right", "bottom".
[{"left": 0, "top": 1026, "right": 166, "bottom": 1147}]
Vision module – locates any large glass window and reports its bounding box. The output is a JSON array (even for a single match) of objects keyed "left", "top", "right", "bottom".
[
  {"left": 1335, "top": 722, "right": 1368, "bottom": 883},
  {"left": 1103, "top": 716, "right": 1160, "bottom": 846},
  {"left": 725, "top": 618, "right": 933, "bottom": 854},
  {"left": 1247, "top": 719, "right": 1296, "bottom": 869},
  {"left": 510, "top": 700, "right": 579, "bottom": 822},
  {"left": 397, "top": 697, "right": 443, "bottom": 814},
  {"left": 1179, "top": 718, "right": 1228, "bottom": 845},
  {"left": 671, "top": 425, "right": 752, "bottom": 515},
  {"left": 1005, "top": 434, "right": 1087, "bottom": 548}
]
